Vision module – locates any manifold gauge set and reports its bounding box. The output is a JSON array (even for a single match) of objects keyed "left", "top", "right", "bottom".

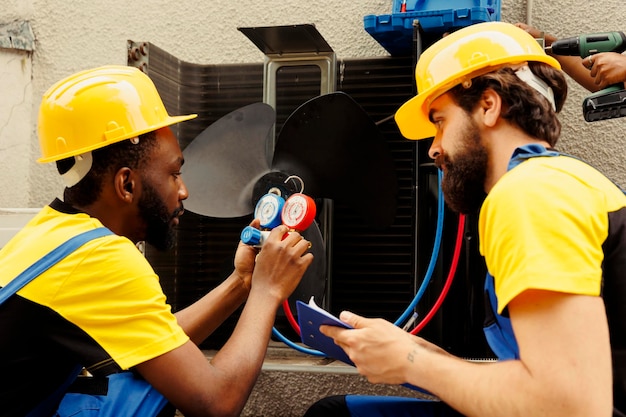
[{"left": 240, "top": 176, "right": 316, "bottom": 247}]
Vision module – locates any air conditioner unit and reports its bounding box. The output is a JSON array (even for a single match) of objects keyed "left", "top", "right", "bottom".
[{"left": 129, "top": 25, "right": 493, "bottom": 359}]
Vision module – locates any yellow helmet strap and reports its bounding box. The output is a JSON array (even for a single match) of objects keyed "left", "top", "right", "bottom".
[
  {"left": 514, "top": 66, "right": 556, "bottom": 111},
  {"left": 61, "top": 152, "right": 93, "bottom": 188}
]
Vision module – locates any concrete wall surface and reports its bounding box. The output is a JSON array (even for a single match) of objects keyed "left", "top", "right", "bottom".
[{"left": 0, "top": 0, "right": 624, "bottom": 207}]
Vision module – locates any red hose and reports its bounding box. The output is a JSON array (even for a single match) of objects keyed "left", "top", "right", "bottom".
[{"left": 411, "top": 214, "right": 465, "bottom": 335}]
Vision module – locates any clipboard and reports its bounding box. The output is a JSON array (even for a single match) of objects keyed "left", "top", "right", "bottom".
[{"left": 296, "top": 296, "right": 354, "bottom": 365}]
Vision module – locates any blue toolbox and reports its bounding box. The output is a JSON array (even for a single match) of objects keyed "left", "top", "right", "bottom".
[{"left": 364, "top": 0, "right": 501, "bottom": 56}]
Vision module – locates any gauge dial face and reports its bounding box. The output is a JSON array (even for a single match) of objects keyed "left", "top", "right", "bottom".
[
  {"left": 282, "top": 194, "right": 316, "bottom": 230},
  {"left": 255, "top": 194, "right": 285, "bottom": 228}
]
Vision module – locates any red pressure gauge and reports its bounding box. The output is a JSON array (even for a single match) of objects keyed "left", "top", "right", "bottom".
[{"left": 281, "top": 193, "right": 316, "bottom": 232}]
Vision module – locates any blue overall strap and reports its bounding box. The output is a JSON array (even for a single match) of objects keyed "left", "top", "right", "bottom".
[
  {"left": 507, "top": 143, "right": 559, "bottom": 171},
  {"left": 0, "top": 227, "right": 112, "bottom": 304},
  {"left": 483, "top": 273, "right": 519, "bottom": 360}
]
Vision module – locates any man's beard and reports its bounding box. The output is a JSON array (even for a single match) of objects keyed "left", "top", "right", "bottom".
[
  {"left": 138, "top": 180, "right": 183, "bottom": 251},
  {"left": 437, "top": 120, "right": 488, "bottom": 214}
]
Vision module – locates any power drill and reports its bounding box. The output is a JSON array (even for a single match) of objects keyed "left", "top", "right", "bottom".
[{"left": 547, "top": 31, "right": 626, "bottom": 122}]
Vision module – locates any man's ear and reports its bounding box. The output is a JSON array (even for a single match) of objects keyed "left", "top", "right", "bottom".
[
  {"left": 115, "top": 167, "right": 135, "bottom": 203},
  {"left": 479, "top": 88, "right": 502, "bottom": 128}
]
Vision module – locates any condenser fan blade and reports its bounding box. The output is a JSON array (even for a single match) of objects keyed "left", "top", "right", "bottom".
[
  {"left": 183, "top": 103, "right": 275, "bottom": 218},
  {"left": 272, "top": 92, "right": 398, "bottom": 229}
]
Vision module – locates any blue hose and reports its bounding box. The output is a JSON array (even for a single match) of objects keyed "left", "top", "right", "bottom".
[{"left": 394, "top": 169, "right": 444, "bottom": 327}]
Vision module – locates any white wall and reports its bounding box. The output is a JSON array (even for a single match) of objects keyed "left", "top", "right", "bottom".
[
  {"left": 1, "top": 0, "right": 35, "bottom": 208},
  {"left": 0, "top": 49, "right": 33, "bottom": 208},
  {"left": 1, "top": 0, "right": 625, "bottom": 209}
]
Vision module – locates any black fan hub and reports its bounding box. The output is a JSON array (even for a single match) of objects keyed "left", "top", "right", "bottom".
[{"left": 251, "top": 171, "right": 305, "bottom": 207}]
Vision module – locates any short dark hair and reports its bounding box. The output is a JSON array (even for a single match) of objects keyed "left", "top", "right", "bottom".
[
  {"left": 448, "top": 62, "right": 568, "bottom": 147},
  {"left": 59, "top": 130, "right": 158, "bottom": 206}
]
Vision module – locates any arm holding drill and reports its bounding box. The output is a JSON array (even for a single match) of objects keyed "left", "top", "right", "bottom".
[
  {"left": 585, "top": 52, "right": 626, "bottom": 91},
  {"left": 515, "top": 23, "right": 626, "bottom": 92}
]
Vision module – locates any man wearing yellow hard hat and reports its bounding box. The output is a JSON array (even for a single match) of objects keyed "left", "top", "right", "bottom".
[
  {"left": 306, "top": 22, "right": 624, "bottom": 417},
  {"left": 0, "top": 65, "right": 313, "bottom": 416}
]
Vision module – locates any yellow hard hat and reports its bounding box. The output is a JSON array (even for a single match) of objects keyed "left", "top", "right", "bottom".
[
  {"left": 37, "top": 65, "right": 197, "bottom": 163},
  {"left": 395, "top": 22, "right": 561, "bottom": 140}
]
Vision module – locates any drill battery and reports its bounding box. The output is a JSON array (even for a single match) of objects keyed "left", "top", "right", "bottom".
[{"left": 582, "top": 85, "right": 626, "bottom": 122}]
